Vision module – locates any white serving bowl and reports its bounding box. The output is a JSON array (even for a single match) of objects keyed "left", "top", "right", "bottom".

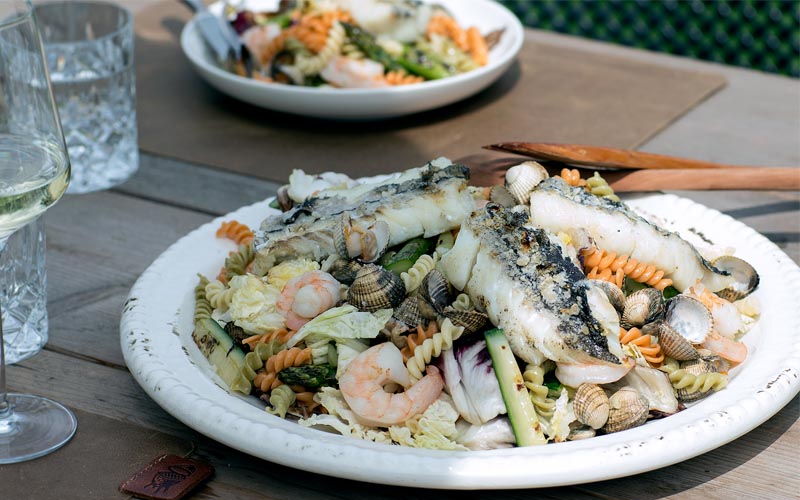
[{"left": 180, "top": 0, "right": 524, "bottom": 119}]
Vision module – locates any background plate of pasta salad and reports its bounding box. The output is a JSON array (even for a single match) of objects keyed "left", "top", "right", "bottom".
[
  {"left": 180, "top": 0, "right": 524, "bottom": 119},
  {"left": 120, "top": 171, "right": 800, "bottom": 489}
]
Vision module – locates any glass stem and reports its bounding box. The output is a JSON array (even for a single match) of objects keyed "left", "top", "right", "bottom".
[
  {"left": 0, "top": 236, "right": 9, "bottom": 418},
  {"left": 0, "top": 298, "right": 9, "bottom": 419}
]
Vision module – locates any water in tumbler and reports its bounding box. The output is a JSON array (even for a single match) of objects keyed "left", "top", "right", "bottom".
[{"left": 48, "top": 46, "right": 138, "bottom": 194}]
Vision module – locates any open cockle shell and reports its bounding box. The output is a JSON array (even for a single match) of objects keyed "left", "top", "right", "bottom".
[
  {"left": 665, "top": 295, "right": 714, "bottom": 344},
  {"left": 574, "top": 383, "right": 610, "bottom": 430},
  {"left": 347, "top": 264, "right": 406, "bottom": 312},
  {"left": 504, "top": 161, "right": 549, "bottom": 205},
  {"left": 711, "top": 255, "right": 760, "bottom": 302}
]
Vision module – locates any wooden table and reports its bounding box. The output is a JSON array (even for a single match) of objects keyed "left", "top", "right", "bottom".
[{"left": 3, "top": 24, "right": 799, "bottom": 500}]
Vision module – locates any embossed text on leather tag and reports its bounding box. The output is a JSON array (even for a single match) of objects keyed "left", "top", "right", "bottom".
[{"left": 119, "top": 454, "right": 214, "bottom": 500}]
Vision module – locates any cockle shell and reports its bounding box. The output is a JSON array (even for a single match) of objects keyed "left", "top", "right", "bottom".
[
  {"left": 442, "top": 306, "right": 489, "bottom": 336},
  {"left": 417, "top": 270, "right": 451, "bottom": 319},
  {"left": 504, "top": 161, "right": 549, "bottom": 205},
  {"left": 488, "top": 185, "right": 518, "bottom": 208},
  {"left": 591, "top": 279, "right": 626, "bottom": 315},
  {"left": 665, "top": 295, "right": 714, "bottom": 344},
  {"left": 393, "top": 296, "right": 424, "bottom": 327},
  {"left": 328, "top": 258, "right": 362, "bottom": 285},
  {"left": 643, "top": 322, "right": 700, "bottom": 361},
  {"left": 711, "top": 255, "right": 760, "bottom": 302},
  {"left": 574, "top": 383, "right": 610, "bottom": 430},
  {"left": 347, "top": 264, "right": 406, "bottom": 312},
  {"left": 621, "top": 288, "right": 664, "bottom": 328},
  {"left": 602, "top": 386, "right": 649, "bottom": 434}
]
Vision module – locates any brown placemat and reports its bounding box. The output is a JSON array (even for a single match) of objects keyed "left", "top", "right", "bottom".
[{"left": 134, "top": 1, "right": 726, "bottom": 182}]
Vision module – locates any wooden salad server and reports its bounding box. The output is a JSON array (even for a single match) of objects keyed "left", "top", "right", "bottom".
[{"left": 480, "top": 142, "right": 800, "bottom": 191}]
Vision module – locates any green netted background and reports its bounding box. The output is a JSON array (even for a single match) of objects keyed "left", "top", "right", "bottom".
[{"left": 499, "top": 0, "right": 800, "bottom": 77}]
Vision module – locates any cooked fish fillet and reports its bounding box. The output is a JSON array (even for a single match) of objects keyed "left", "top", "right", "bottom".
[
  {"left": 440, "top": 203, "right": 624, "bottom": 367},
  {"left": 528, "top": 178, "right": 733, "bottom": 292},
  {"left": 253, "top": 159, "right": 476, "bottom": 274}
]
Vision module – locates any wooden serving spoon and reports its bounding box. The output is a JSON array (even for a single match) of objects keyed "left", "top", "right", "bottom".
[{"left": 479, "top": 143, "right": 800, "bottom": 191}]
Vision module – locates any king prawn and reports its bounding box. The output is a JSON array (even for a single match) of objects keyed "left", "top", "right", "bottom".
[{"left": 192, "top": 158, "right": 760, "bottom": 450}]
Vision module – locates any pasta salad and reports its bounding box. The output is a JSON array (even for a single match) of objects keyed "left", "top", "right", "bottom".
[
  {"left": 192, "top": 159, "right": 760, "bottom": 450},
  {"left": 222, "top": 0, "right": 501, "bottom": 87}
]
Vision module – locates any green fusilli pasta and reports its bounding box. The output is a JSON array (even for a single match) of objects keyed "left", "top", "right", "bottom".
[
  {"left": 225, "top": 243, "right": 255, "bottom": 280},
  {"left": 194, "top": 274, "right": 212, "bottom": 322},
  {"left": 659, "top": 358, "right": 728, "bottom": 393},
  {"left": 265, "top": 384, "right": 296, "bottom": 418},
  {"left": 522, "top": 364, "right": 556, "bottom": 419},
  {"left": 586, "top": 172, "right": 620, "bottom": 202}
]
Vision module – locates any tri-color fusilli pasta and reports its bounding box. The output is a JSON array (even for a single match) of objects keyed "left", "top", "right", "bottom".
[
  {"left": 582, "top": 247, "right": 674, "bottom": 291},
  {"left": 406, "top": 318, "right": 464, "bottom": 382},
  {"left": 293, "top": 21, "right": 346, "bottom": 76},
  {"left": 204, "top": 279, "right": 235, "bottom": 311}
]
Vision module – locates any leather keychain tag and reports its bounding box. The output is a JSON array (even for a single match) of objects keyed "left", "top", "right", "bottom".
[{"left": 120, "top": 454, "right": 214, "bottom": 500}]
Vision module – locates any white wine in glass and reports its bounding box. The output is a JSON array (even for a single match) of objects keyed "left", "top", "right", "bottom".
[{"left": 0, "top": 0, "right": 76, "bottom": 463}]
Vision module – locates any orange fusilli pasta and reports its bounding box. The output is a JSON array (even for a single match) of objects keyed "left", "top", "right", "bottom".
[
  {"left": 619, "top": 327, "right": 664, "bottom": 366},
  {"left": 216, "top": 220, "right": 254, "bottom": 246},
  {"left": 243, "top": 328, "right": 296, "bottom": 350},
  {"left": 466, "top": 27, "right": 488, "bottom": 66},
  {"left": 582, "top": 247, "right": 674, "bottom": 291},
  {"left": 266, "top": 346, "right": 312, "bottom": 374},
  {"left": 293, "top": 11, "right": 352, "bottom": 53},
  {"left": 557, "top": 168, "right": 587, "bottom": 187},
  {"left": 385, "top": 70, "right": 424, "bottom": 85},
  {"left": 427, "top": 14, "right": 468, "bottom": 50}
]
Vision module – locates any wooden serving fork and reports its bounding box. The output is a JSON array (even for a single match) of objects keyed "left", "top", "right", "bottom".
[{"left": 482, "top": 142, "right": 800, "bottom": 191}]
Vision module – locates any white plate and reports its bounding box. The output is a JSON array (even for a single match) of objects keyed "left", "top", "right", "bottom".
[
  {"left": 121, "top": 193, "right": 800, "bottom": 489},
  {"left": 179, "top": 0, "right": 524, "bottom": 119}
]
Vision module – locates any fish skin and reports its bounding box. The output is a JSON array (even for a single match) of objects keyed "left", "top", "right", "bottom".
[
  {"left": 441, "top": 203, "right": 623, "bottom": 366},
  {"left": 253, "top": 160, "right": 474, "bottom": 274},
  {"left": 528, "top": 178, "right": 733, "bottom": 292}
]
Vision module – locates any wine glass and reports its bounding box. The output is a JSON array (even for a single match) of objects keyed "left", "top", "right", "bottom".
[{"left": 0, "top": 0, "right": 76, "bottom": 463}]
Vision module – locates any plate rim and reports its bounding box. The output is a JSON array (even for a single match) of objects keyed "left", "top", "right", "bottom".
[{"left": 120, "top": 192, "right": 800, "bottom": 490}]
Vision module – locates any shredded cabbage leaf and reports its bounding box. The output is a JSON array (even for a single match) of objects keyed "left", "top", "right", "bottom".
[
  {"left": 287, "top": 305, "right": 391, "bottom": 345},
  {"left": 226, "top": 275, "right": 285, "bottom": 334},
  {"left": 299, "top": 389, "right": 466, "bottom": 450},
  {"left": 267, "top": 258, "right": 320, "bottom": 290}
]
